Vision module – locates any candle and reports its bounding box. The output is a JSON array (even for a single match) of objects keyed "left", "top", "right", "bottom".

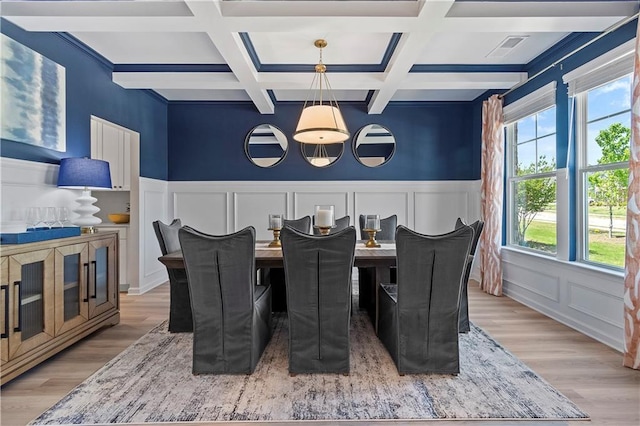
[
  {"left": 366, "top": 215, "right": 380, "bottom": 230},
  {"left": 316, "top": 209, "right": 332, "bottom": 227},
  {"left": 269, "top": 214, "right": 282, "bottom": 229}
]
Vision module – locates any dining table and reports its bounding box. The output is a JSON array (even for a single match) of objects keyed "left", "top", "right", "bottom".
[{"left": 158, "top": 240, "right": 396, "bottom": 332}]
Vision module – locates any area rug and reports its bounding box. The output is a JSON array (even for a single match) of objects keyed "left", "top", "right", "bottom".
[{"left": 30, "top": 312, "right": 588, "bottom": 424}]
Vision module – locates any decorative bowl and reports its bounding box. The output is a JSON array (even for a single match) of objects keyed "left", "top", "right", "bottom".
[{"left": 108, "top": 213, "right": 130, "bottom": 224}]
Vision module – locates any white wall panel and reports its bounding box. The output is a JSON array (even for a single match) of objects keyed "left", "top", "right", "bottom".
[
  {"left": 414, "top": 191, "right": 468, "bottom": 234},
  {"left": 354, "top": 192, "right": 409, "bottom": 229},
  {"left": 135, "top": 178, "right": 169, "bottom": 295},
  {"left": 568, "top": 281, "right": 622, "bottom": 327},
  {"left": 293, "top": 192, "right": 349, "bottom": 224},
  {"left": 502, "top": 260, "right": 560, "bottom": 302},
  {"left": 235, "top": 192, "right": 287, "bottom": 240},
  {"left": 502, "top": 247, "right": 624, "bottom": 351},
  {"left": 174, "top": 192, "right": 227, "bottom": 235}
]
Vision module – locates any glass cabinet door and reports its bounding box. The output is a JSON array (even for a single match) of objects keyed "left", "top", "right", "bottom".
[
  {"left": 7, "top": 249, "right": 55, "bottom": 359},
  {"left": 54, "top": 243, "right": 89, "bottom": 334},
  {"left": 88, "top": 236, "right": 117, "bottom": 318}
]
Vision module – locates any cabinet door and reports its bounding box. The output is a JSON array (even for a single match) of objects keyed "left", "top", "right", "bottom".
[
  {"left": 1, "top": 257, "right": 9, "bottom": 364},
  {"left": 7, "top": 249, "right": 55, "bottom": 360},
  {"left": 54, "top": 243, "right": 89, "bottom": 335},
  {"left": 101, "top": 124, "right": 122, "bottom": 190},
  {"left": 88, "top": 236, "right": 118, "bottom": 318},
  {"left": 121, "top": 131, "right": 131, "bottom": 190}
]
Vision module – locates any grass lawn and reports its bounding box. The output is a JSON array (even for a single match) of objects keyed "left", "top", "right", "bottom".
[{"left": 521, "top": 221, "right": 625, "bottom": 267}]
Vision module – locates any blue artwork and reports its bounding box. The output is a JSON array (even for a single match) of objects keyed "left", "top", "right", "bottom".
[{"left": 1, "top": 34, "right": 66, "bottom": 151}]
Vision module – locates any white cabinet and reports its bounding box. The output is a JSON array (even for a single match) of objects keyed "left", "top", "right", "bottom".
[{"left": 91, "top": 117, "right": 131, "bottom": 191}]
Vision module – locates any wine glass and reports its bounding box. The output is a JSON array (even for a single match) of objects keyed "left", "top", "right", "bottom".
[
  {"left": 26, "top": 207, "right": 42, "bottom": 231},
  {"left": 56, "top": 207, "right": 70, "bottom": 228},
  {"left": 40, "top": 207, "right": 57, "bottom": 229}
]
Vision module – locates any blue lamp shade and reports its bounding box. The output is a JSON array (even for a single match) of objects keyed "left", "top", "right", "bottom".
[{"left": 57, "top": 158, "right": 112, "bottom": 190}]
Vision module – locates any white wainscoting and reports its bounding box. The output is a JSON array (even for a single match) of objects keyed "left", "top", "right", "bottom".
[
  {"left": 135, "top": 177, "right": 169, "bottom": 295},
  {"left": 501, "top": 247, "right": 624, "bottom": 351},
  {"left": 166, "top": 180, "right": 482, "bottom": 242}
]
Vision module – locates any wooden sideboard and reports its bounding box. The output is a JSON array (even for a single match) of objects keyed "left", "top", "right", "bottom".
[{"left": 0, "top": 231, "right": 120, "bottom": 385}]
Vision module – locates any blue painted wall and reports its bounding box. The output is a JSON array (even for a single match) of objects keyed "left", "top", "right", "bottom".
[
  {"left": 168, "top": 101, "right": 477, "bottom": 181},
  {"left": 0, "top": 19, "right": 169, "bottom": 180}
]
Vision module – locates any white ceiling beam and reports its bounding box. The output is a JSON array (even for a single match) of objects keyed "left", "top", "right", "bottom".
[
  {"left": 184, "top": 0, "right": 274, "bottom": 114},
  {"left": 113, "top": 72, "right": 242, "bottom": 90},
  {"left": 368, "top": 0, "right": 455, "bottom": 114},
  {"left": 1, "top": 16, "right": 204, "bottom": 32},
  {"left": 220, "top": 1, "right": 420, "bottom": 18},
  {"left": 399, "top": 72, "right": 526, "bottom": 90},
  {"left": 258, "top": 73, "right": 385, "bottom": 90},
  {"left": 440, "top": 16, "right": 626, "bottom": 33}
]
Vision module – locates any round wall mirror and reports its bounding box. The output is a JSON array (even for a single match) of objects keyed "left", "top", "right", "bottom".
[
  {"left": 245, "top": 124, "right": 288, "bottom": 168},
  {"left": 353, "top": 124, "right": 395, "bottom": 167},
  {"left": 301, "top": 142, "right": 344, "bottom": 168}
]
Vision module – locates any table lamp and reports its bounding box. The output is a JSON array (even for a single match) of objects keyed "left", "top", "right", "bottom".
[{"left": 57, "top": 157, "right": 112, "bottom": 233}]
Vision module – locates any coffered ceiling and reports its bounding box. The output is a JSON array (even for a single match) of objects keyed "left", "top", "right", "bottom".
[{"left": 2, "top": 0, "right": 638, "bottom": 114}]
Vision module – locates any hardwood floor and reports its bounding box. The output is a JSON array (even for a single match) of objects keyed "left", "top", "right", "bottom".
[{"left": 1, "top": 281, "right": 638, "bottom": 425}]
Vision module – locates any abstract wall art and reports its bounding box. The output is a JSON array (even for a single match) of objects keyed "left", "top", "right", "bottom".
[{"left": 1, "top": 34, "right": 66, "bottom": 151}]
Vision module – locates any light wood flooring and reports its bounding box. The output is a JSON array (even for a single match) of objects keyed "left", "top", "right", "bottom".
[{"left": 1, "top": 281, "right": 639, "bottom": 426}]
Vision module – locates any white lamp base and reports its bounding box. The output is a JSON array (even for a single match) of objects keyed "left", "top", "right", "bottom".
[{"left": 73, "top": 189, "right": 102, "bottom": 233}]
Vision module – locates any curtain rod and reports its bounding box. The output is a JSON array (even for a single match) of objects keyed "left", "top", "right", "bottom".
[{"left": 498, "top": 12, "right": 640, "bottom": 99}]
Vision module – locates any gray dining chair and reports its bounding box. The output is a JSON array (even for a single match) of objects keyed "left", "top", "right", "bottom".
[
  {"left": 378, "top": 225, "right": 474, "bottom": 375},
  {"left": 312, "top": 215, "right": 350, "bottom": 235},
  {"left": 264, "top": 216, "right": 311, "bottom": 311},
  {"left": 283, "top": 216, "right": 311, "bottom": 234},
  {"left": 455, "top": 218, "right": 484, "bottom": 333},
  {"left": 179, "top": 226, "right": 272, "bottom": 374},
  {"left": 153, "top": 219, "right": 193, "bottom": 333},
  {"left": 281, "top": 225, "right": 356, "bottom": 374},
  {"left": 357, "top": 214, "right": 397, "bottom": 313}
]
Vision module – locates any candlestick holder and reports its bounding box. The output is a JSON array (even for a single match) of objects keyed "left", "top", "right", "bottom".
[
  {"left": 268, "top": 227, "right": 282, "bottom": 247},
  {"left": 363, "top": 228, "right": 381, "bottom": 247},
  {"left": 314, "top": 225, "right": 334, "bottom": 236}
]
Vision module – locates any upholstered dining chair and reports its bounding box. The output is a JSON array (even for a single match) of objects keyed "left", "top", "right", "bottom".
[
  {"left": 455, "top": 218, "right": 484, "bottom": 333},
  {"left": 283, "top": 216, "right": 311, "bottom": 234},
  {"left": 312, "top": 215, "right": 350, "bottom": 235},
  {"left": 281, "top": 225, "right": 356, "bottom": 374},
  {"left": 357, "top": 214, "right": 397, "bottom": 312},
  {"left": 153, "top": 219, "right": 193, "bottom": 333},
  {"left": 179, "top": 226, "right": 272, "bottom": 374},
  {"left": 378, "top": 225, "right": 474, "bottom": 375},
  {"left": 263, "top": 215, "right": 311, "bottom": 311}
]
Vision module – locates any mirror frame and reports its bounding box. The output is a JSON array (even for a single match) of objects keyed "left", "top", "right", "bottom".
[
  {"left": 352, "top": 124, "right": 396, "bottom": 168},
  {"left": 300, "top": 142, "right": 345, "bottom": 168},
  {"left": 244, "top": 124, "right": 289, "bottom": 168}
]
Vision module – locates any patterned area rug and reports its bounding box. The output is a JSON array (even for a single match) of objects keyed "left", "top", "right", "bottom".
[{"left": 31, "top": 312, "right": 588, "bottom": 424}]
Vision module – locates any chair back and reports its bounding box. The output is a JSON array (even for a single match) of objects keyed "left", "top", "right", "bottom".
[
  {"left": 359, "top": 214, "right": 397, "bottom": 240},
  {"left": 153, "top": 219, "right": 182, "bottom": 255},
  {"left": 395, "top": 225, "right": 474, "bottom": 372},
  {"left": 281, "top": 225, "right": 356, "bottom": 373},
  {"left": 312, "top": 215, "right": 350, "bottom": 235},
  {"left": 455, "top": 218, "right": 484, "bottom": 255},
  {"left": 179, "top": 226, "right": 258, "bottom": 373},
  {"left": 153, "top": 218, "right": 193, "bottom": 333},
  {"left": 283, "top": 216, "right": 311, "bottom": 234}
]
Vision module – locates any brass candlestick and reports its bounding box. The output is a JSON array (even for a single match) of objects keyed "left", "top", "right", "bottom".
[
  {"left": 314, "top": 225, "right": 333, "bottom": 236},
  {"left": 363, "top": 228, "right": 381, "bottom": 248},
  {"left": 268, "top": 228, "right": 282, "bottom": 247}
]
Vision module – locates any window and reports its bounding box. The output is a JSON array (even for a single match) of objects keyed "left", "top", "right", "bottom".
[
  {"left": 507, "top": 106, "right": 557, "bottom": 254},
  {"left": 576, "top": 74, "right": 631, "bottom": 268}
]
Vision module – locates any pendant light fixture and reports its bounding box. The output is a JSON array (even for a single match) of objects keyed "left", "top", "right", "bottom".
[{"left": 293, "top": 39, "right": 350, "bottom": 145}]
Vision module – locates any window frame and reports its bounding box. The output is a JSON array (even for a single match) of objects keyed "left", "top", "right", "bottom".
[
  {"left": 574, "top": 75, "right": 631, "bottom": 270},
  {"left": 506, "top": 104, "right": 558, "bottom": 256}
]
